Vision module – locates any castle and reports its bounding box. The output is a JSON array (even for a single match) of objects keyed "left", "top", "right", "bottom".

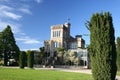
[{"left": 44, "top": 22, "right": 85, "bottom": 56}]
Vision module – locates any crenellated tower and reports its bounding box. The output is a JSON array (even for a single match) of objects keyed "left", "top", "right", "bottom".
[{"left": 44, "top": 20, "right": 85, "bottom": 56}]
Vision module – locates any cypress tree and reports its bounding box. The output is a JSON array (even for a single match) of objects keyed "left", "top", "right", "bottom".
[
  {"left": 27, "top": 50, "right": 34, "bottom": 68},
  {"left": 87, "top": 12, "right": 117, "bottom": 80},
  {"left": 117, "top": 37, "right": 120, "bottom": 71},
  {"left": 19, "top": 51, "right": 26, "bottom": 69}
]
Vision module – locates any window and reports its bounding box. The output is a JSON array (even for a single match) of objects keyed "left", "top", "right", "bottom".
[
  {"left": 53, "top": 30, "right": 61, "bottom": 37},
  {"left": 55, "top": 42, "right": 57, "bottom": 47},
  {"left": 53, "top": 31, "right": 54, "bottom": 37},
  {"left": 57, "top": 42, "right": 59, "bottom": 47},
  {"left": 57, "top": 31, "right": 58, "bottom": 37},
  {"left": 54, "top": 42, "right": 60, "bottom": 48},
  {"left": 58, "top": 31, "right": 60, "bottom": 37},
  {"left": 54, "top": 31, "right": 56, "bottom": 37}
]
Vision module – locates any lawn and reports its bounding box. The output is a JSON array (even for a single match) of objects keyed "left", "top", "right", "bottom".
[
  {"left": 117, "top": 71, "right": 120, "bottom": 76},
  {"left": 0, "top": 67, "right": 93, "bottom": 80}
]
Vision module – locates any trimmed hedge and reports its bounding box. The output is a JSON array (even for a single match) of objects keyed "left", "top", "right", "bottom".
[
  {"left": 88, "top": 12, "right": 117, "bottom": 80},
  {"left": 27, "top": 50, "right": 34, "bottom": 68},
  {"left": 19, "top": 51, "right": 26, "bottom": 69}
]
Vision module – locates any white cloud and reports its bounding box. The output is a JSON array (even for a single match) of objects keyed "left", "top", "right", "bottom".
[
  {"left": 0, "top": 19, "right": 40, "bottom": 46},
  {"left": 0, "top": 19, "right": 21, "bottom": 34},
  {"left": 16, "top": 36, "right": 40, "bottom": 44},
  {"left": 25, "top": 40, "right": 40, "bottom": 44},
  {"left": 0, "top": 0, "right": 43, "bottom": 4},
  {"left": 0, "top": 5, "right": 22, "bottom": 20},
  {"left": 35, "top": 0, "right": 43, "bottom": 3},
  {"left": 3, "top": 11, "right": 22, "bottom": 20},
  {"left": 19, "top": 7, "right": 32, "bottom": 15},
  {"left": 0, "top": 0, "right": 9, "bottom": 2},
  {"left": 21, "top": 48, "right": 39, "bottom": 51},
  {"left": 0, "top": 5, "right": 13, "bottom": 11},
  {"left": 0, "top": 1, "right": 42, "bottom": 50}
]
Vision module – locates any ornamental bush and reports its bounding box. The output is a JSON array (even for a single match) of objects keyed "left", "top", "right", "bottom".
[
  {"left": 19, "top": 51, "right": 26, "bottom": 69},
  {"left": 117, "top": 37, "right": 120, "bottom": 71},
  {"left": 27, "top": 50, "right": 34, "bottom": 68}
]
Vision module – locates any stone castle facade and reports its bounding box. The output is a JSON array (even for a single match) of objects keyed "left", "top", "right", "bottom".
[{"left": 44, "top": 22, "right": 85, "bottom": 56}]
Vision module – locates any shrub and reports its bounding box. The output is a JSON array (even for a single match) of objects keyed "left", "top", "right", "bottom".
[
  {"left": 19, "top": 51, "right": 26, "bottom": 69},
  {"left": 27, "top": 50, "right": 34, "bottom": 68},
  {"left": 117, "top": 37, "right": 120, "bottom": 71},
  {"left": 87, "top": 12, "right": 117, "bottom": 80}
]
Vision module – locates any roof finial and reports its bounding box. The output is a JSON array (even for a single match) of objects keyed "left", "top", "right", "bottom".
[
  {"left": 67, "top": 17, "right": 70, "bottom": 23},
  {"left": 65, "top": 17, "right": 71, "bottom": 27}
]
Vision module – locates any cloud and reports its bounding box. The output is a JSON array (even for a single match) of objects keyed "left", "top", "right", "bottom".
[
  {"left": 0, "top": 0, "right": 42, "bottom": 50},
  {"left": 3, "top": 11, "right": 22, "bottom": 20},
  {"left": 34, "top": 0, "right": 43, "bottom": 3},
  {"left": 21, "top": 48, "right": 39, "bottom": 51},
  {"left": 0, "top": 5, "right": 13, "bottom": 11},
  {"left": 0, "top": 5, "right": 22, "bottom": 20},
  {"left": 16, "top": 36, "right": 40, "bottom": 44},
  {"left": 0, "top": 0, "right": 43, "bottom": 4},
  {"left": 19, "top": 7, "right": 32, "bottom": 15},
  {"left": 0, "top": 0, "right": 9, "bottom": 2},
  {"left": 0, "top": 19, "right": 21, "bottom": 34},
  {"left": 0, "top": 19, "right": 41, "bottom": 46}
]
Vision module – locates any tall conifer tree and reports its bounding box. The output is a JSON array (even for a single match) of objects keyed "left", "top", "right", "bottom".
[
  {"left": 87, "top": 12, "right": 117, "bottom": 80},
  {"left": 0, "top": 25, "right": 20, "bottom": 66}
]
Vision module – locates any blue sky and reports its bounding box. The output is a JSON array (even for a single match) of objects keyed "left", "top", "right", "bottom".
[{"left": 0, "top": 0, "right": 120, "bottom": 51}]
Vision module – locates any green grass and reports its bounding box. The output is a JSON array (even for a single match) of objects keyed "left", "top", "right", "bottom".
[
  {"left": 117, "top": 71, "right": 120, "bottom": 76},
  {"left": 0, "top": 68, "right": 93, "bottom": 80}
]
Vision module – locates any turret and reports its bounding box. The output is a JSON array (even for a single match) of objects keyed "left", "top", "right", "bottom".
[
  {"left": 64, "top": 22, "right": 71, "bottom": 28},
  {"left": 76, "top": 35, "right": 85, "bottom": 49}
]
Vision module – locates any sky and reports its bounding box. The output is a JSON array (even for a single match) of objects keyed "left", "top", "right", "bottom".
[{"left": 0, "top": 0, "right": 120, "bottom": 51}]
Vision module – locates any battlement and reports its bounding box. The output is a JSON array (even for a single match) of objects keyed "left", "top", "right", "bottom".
[{"left": 51, "top": 24, "right": 64, "bottom": 29}]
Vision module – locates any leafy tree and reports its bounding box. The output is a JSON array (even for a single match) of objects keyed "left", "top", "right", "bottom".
[
  {"left": 0, "top": 25, "right": 20, "bottom": 66},
  {"left": 19, "top": 51, "right": 26, "bottom": 69},
  {"left": 39, "top": 47, "right": 46, "bottom": 58},
  {"left": 27, "top": 50, "right": 34, "bottom": 68},
  {"left": 39, "top": 47, "right": 50, "bottom": 64},
  {"left": 87, "top": 12, "right": 117, "bottom": 80},
  {"left": 56, "top": 48, "right": 65, "bottom": 65},
  {"left": 117, "top": 37, "right": 120, "bottom": 71},
  {"left": 64, "top": 50, "right": 79, "bottom": 65}
]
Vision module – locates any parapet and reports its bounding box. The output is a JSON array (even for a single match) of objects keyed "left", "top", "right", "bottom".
[{"left": 51, "top": 24, "right": 64, "bottom": 29}]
